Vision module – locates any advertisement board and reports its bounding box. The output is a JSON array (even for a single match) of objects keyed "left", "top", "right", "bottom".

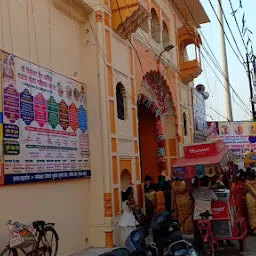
[
  {"left": 1, "top": 51, "right": 91, "bottom": 185},
  {"left": 207, "top": 121, "right": 256, "bottom": 165},
  {"left": 193, "top": 89, "right": 207, "bottom": 142}
]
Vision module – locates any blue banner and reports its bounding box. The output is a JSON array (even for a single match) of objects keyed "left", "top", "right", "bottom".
[{"left": 4, "top": 170, "right": 91, "bottom": 185}]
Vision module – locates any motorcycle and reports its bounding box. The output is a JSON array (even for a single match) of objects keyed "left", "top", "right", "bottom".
[
  {"left": 151, "top": 211, "right": 199, "bottom": 256},
  {"left": 99, "top": 227, "right": 158, "bottom": 256}
]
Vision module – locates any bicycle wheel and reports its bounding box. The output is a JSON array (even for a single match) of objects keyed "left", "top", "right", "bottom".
[
  {"left": 40, "top": 227, "right": 59, "bottom": 256},
  {"left": 1, "top": 248, "right": 18, "bottom": 256}
]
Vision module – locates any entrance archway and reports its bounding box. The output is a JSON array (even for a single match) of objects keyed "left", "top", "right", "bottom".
[
  {"left": 138, "top": 104, "right": 159, "bottom": 183},
  {"left": 137, "top": 70, "right": 179, "bottom": 182}
]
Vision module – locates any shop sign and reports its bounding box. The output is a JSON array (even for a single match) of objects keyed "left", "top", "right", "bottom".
[
  {"left": 184, "top": 140, "right": 226, "bottom": 159},
  {"left": 212, "top": 200, "right": 229, "bottom": 219}
]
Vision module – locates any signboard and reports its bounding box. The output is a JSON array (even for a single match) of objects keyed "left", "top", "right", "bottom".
[
  {"left": 193, "top": 89, "right": 207, "bottom": 143},
  {"left": 1, "top": 51, "right": 91, "bottom": 185},
  {"left": 184, "top": 140, "right": 226, "bottom": 159},
  {"left": 207, "top": 121, "right": 256, "bottom": 165}
]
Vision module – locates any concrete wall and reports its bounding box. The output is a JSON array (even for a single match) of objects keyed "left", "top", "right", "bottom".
[{"left": 0, "top": 0, "right": 104, "bottom": 255}]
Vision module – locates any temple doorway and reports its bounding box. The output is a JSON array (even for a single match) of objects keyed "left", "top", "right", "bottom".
[{"left": 138, "top": 104, "right": 158, "bottom": 183}]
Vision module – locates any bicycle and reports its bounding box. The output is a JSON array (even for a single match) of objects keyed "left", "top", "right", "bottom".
[{"left": 0, "top": 220, "right": 59, "bottom": 256}]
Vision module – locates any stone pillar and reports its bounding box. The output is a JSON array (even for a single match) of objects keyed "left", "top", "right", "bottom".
[{"left": 95, "top": 11, "right": 114, "bottom": 248}]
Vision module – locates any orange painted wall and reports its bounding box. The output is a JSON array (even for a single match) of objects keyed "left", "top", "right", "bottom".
[
  {"left": 133, "top": 40, "right": 177, "bottom": 102},
  {"left": 138, "top": 104, "right": 158, "bottom": 183}
]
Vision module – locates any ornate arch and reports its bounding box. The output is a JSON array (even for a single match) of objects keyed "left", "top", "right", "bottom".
[
  {"left": 137, "top": 70, "right": 180, "bottom": 171},
  {"left": 140, "top": 70, "right": 180, "bottom": 142},
  {"left": 121, "top": 168, "right": 133, "bottom": 185}
]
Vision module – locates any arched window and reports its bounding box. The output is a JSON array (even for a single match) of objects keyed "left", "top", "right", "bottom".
[
  {"left": 151, "top": 8, "right": 160, "bottom": 43},
  {"left": 116, "top": 82, "right": 126, "bottom": 120},
  {"left": 183, "top": 112, "right": 188, "bottom": 136},
  {"left": 162, "top": 21, "right": 169, "bottom": 49}
]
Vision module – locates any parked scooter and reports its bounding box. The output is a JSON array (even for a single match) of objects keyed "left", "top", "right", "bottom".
[
  {"left": 151, "top": 211, "right": 199, "bottom": 256},
  {"left": 99, "top": 227, "right": 158, "bottom": 256}
]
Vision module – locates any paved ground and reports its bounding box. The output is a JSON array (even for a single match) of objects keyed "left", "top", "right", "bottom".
[{"left": 74, "top": 236, "right": 256, "bottom": 256}]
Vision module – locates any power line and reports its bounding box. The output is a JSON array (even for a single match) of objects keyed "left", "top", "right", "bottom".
[
  {"left": 228, "top": 0, "right": 248, "bottom": 52},
  {"left": 207, "top": 0, "right": 245, "bottom": 66},
  {"left": 115, "top": 0, "right": 144, "bottom": 74},
  {"left": 201, "top": 49, "right": 251, "bottom": 117},
  {"left": 86, "top": 16, "right": 233, "bottom": 123},
  {"left": 216, "top": 0, "right": 246, "bottom": 63},
  {"left": 181, "top": 0, "right": 251, "bottom": 117}
]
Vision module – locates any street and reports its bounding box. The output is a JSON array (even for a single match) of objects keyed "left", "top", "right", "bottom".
[
  {"left": 222, "top": 236, "right": 256, "bottom": 256},
  {"left": 74, "top": 236, "right": 256, "bottom": 256}
]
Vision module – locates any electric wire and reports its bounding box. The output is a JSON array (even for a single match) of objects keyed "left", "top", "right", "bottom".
[
  {"left": 216, "top": 0, "right": 246, "bottom": 63},
  {"left": 228, "top": 0, "right": 248, "bottom": 52},
  {"left": 207, "top": 0, "right": 245, "bottom": 66},
  {"left": 86, "top": 16, "right": 232, "bottom": 123},
  {"left": 182, "top": 0, "right": 251, "bottom": 117}
]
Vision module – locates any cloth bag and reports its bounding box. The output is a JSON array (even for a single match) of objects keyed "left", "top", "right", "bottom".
[{"left": 9, "top": 227, "right": 36, "bottom": 248}]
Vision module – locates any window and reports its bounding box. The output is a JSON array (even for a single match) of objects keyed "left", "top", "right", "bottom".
[
  {"left": 151, "top": 9, "right": 160, "bottom": 43},
  {"left": 183, "top": 112, "right": 188, "bottom": 136},
  {"left": 162, "top": 21, "right": 169, "bottom": 49},
  {"left": 116, "top": 82, "right": 126, "bottom": 120}
]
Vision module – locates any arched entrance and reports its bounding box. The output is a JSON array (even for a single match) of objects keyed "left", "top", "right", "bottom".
[
  {"left": 138, "top": 104, "right": 159, "bottom": 182},
  {"left": 137, "top": 70, "right": 179, "bottom": 183}
]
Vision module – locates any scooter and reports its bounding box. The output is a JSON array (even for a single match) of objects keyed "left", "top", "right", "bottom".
[
  {"left": 151, "top": 211, "right": 199, "bottom": 256},
  {"left": 99, "top": 227, "right": 158, "bottom": 256}
]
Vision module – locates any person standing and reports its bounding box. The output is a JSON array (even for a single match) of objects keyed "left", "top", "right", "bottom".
[
  {"left": 164, "top": 180, "right": 172, "bottom": 213},
  {"left": 144, "top": 175, "right": 156, "bottom": 224},
  {"left": 155, "top": 185, "right": 166, "bottom": 215},
  {"left": 118, "top": 188, "right": 138, "bottom": 247},
  {"left": 172, "top": 179, "right": 194, "bottom": 234}
]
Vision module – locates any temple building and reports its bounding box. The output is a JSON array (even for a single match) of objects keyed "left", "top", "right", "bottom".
[{"left": 0, "top": 0, "right": 209, "bottom": 254}]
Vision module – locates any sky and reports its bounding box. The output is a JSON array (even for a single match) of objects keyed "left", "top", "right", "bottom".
[{"left": 194, "top": 0, "right": 256, "bottom": 122}]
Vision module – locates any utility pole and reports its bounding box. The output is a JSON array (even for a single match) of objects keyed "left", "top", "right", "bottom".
[
  {"left": 246, "top": 53, "right": 256, "bottom": 120},
  {"left": 218, "top": 0, "right": 233, "bottom": 121}
]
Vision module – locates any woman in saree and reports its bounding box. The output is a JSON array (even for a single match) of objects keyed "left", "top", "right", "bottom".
[
  {"left": 155, "top": 185, "right": 166, "bottom": 215},
  {"left": 144, "top": 175, "right": 156, "bottom": 225},
  {"left": 172, "top": 179, "right": 194, "bottom": 234},
  {"left": 245, "top": 172, "right": 256, "bottom": 233}
]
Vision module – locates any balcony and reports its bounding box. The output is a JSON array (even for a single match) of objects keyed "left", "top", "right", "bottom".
[
  {"left": 177, "top": 25, "right": 202, "bottom": 84},
  {"left": 180, "top": 59, "right": 202, "bottom": 85},
  {"left": 111, "top": 0, "right": 149, "bottom": 39}
]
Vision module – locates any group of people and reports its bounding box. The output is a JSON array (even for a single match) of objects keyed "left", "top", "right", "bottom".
[
  {"left": 116, "top": 168, "right": 256, "bottom": 251},
  {"left": 235, "top": 168, "right": 256, "bottom": 234}
]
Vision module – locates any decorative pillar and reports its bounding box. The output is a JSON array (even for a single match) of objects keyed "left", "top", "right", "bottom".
[{"left": 95, "top": 11, "right": 114, "bottom": 248}]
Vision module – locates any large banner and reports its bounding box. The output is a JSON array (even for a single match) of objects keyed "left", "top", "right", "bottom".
[
  {"left": 193, "top": 89, "right": 207, "bottom": 143},
  {"left": 1, "top": 51, "right": 91, "bottom": 185},
  {"left": 208, "top": 121, "right": 256, "bottom": 165}
]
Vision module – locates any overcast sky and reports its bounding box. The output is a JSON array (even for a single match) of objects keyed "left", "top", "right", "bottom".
[{"left": 195, "top": 0, "right": 256, "bottom": 122}]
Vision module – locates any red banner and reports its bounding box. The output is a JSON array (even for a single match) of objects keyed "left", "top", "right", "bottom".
[{"left": 184, "top": 140, "right": 226, "bottom": 159}]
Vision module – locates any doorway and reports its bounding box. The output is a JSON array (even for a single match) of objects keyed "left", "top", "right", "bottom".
[{"left": 138, "top": 104, "right": 158, "bottom": 183}]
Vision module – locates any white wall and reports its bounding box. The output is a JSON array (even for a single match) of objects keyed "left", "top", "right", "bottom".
[{"left": 0, "top": 1, "right": 104, "bottom": 255}]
